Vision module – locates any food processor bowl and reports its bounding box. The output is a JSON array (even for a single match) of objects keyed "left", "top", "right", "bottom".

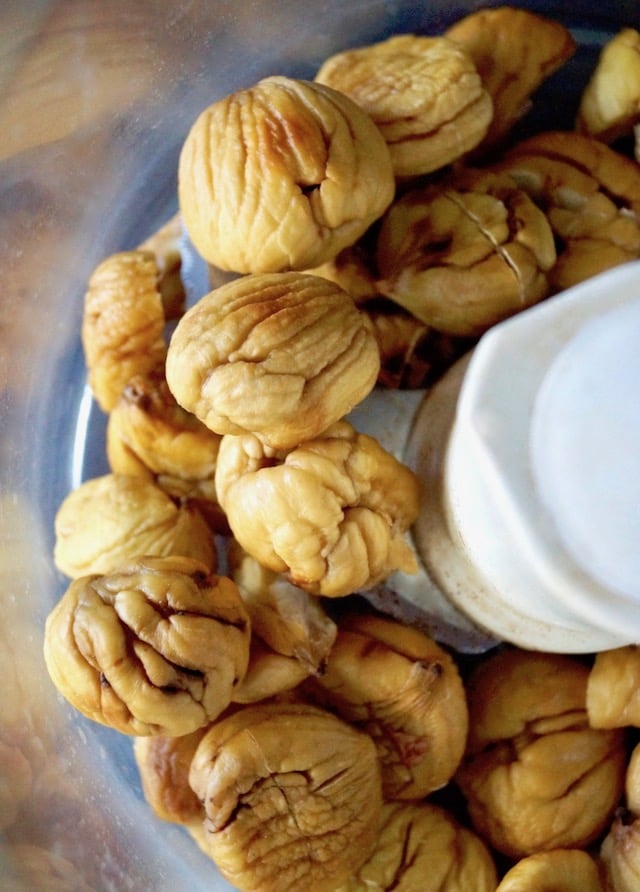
[{"left": 0, "top": 1, "right": 635, "bottom": 889}]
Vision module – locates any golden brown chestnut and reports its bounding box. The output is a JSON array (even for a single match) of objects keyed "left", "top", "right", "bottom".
[
  {"left": 188, "top": 701, "right": 383, "bottom": 892},
  {"left": 165, "top": 272, "right": 380, "bottom": 450},
  {"left": 333, "top": 801, "right": 497, "bottom": 892},
  {"left": 82, "top": 250, "right": 167, "bottom": 412},
  {"left": 446, "top": 7, "right": 576, "bottom": 150},
  {"left": 316, "top": 34, "right": 492, "bottom": 178},
  {"left": 376, "top": 169, "right": 555, "bottom": 336},
  {"left": 310, "top": 613, "right": 468, "bottom": 799},
  {"left": 577, "top": 28, "right": 640, "bottom": 145},
  {"left": 133, "top": 728, "right": 207, "bottom": 825},
  {"left": 587, "top": 645, "right": 640, "bottom": 729},
  {"left": 215, "top": 420, "right": 419, "bottom": 597},
  {"left": 178, "top": 75, "right": 394, "bottom": 274},
  {"left": 44, "top": 556, "right": 250, "bottom": 736},
  {"left": 495, "top": 848, "right": 604, "bottom": 892},
  {"left": 494, "top": 130, "right": 640, "bottom": 291},
  {"left": 455, "top": 648, "right": 626, "bottom": 858},
  {"left": 53, "top": 473, "right": 217, "bottom": 579}
]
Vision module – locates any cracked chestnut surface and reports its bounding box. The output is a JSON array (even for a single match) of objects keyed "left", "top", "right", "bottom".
[
  {"left": 376, "top": 168, "right": 555, "bottom": 336},
  {"left": 308, "top": 613, "right": 468, "bottom": 800},
  {"left": 188, "top": 701, "right": 382, "bottom": 892},
  {"left": 333, "top": 801, "right": 497, "bottom": 892},
  {"left": 165, "top": 272, "right": 380, "bottom": 450},
  {"left": 178, "top": 75, "right": 394, "bottom": 274},
  {"left": 493, "top": 130, "right": 640, "bottom": 291},
  {"left": 455, "top": 648, "right": 626, "bottom": 858},
  {"left": 43, "top": 556, "right": 251, "bottom": 736}
]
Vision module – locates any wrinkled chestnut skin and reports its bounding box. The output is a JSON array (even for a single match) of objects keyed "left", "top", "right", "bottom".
[
  {"left": 495, "top": 848, "right": 604, "bottom": 892},
  {"left": 166, "top": 272, "right": 380, "bottom": 451},
  {"left": 376, "top": 169, "right": 556, "bottom": 337},
  {"left": 188, "top": 701, "right": 383, "bottom": 892},
  {"left": 446, "top": 7, "right": 576, "bottom": 151},
  {"left": 106, "top": 370, "right": 226, "bottom": 530},
  {"left": 43, "top": 556, "right": 251, "bottom": 737},
  {"left": 307, "top": 243, "right": 471, "bottom": 388},
  {"left": 53, "top": 473, "right": 217, "bottom": 579},
  {"left": 178, "top": 75, "right": 394, "bottom": 274},
  {"left": 494, "top": 130, "right": 640, "bottom": 291},
  {"left": 215, "top": 420, "right": 419, "bottom": 597},
  {"left": 315, "top": 34, "right": 492, "bottom": 178},
  {"left": 82, "top": 250, "right": 167, "bottom": 412},
  {"left": 309, "top": 613, "right": 469, "bottom": 799},
  {"left": 455, "top": 648, "right": 626, "bottom": 858},
  {"left": 333, "top": 801, "right": 497, "bottom": 892}
]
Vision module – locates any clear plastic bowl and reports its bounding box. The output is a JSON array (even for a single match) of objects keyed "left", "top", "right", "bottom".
[{"left": 0, "top": 2, "right": 632, "bottom": 889}]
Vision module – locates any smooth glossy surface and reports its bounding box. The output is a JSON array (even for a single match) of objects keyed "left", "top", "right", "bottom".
[
  {"left": 532, "top": 293, "right": 640, "bottom": 603},
  {"left": 411, "top": 263, "right": 640, "bottom": 653}
]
